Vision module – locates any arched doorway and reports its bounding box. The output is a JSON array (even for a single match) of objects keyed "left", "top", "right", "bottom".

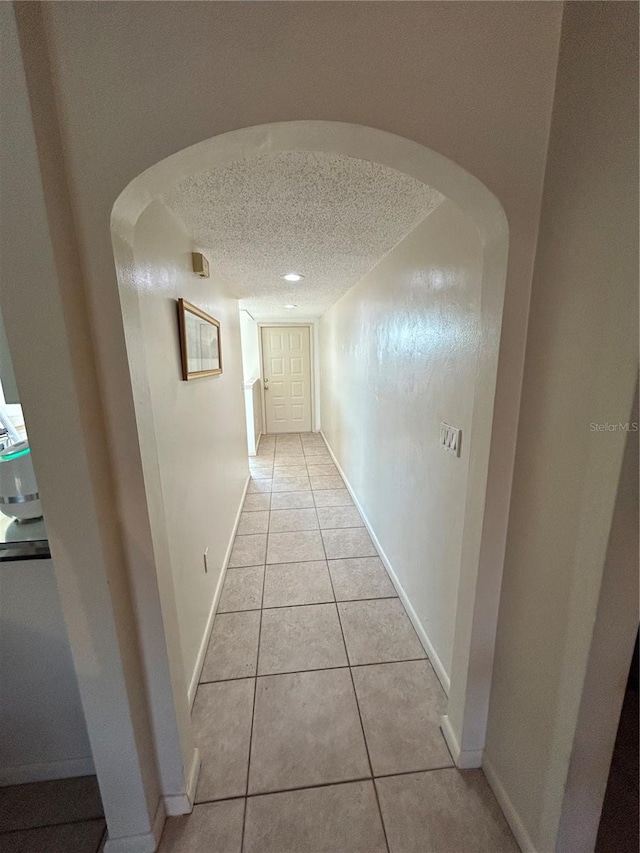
[{"left": 111, "top": 120, "right": 510, "bottom": 800}]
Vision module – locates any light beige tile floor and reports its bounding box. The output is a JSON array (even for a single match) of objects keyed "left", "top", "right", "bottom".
[
  {"left": 258, "top": 603, "right": 348, "bottom": 675},
  {"left": 194, "top": 679, "right": 255, "bottom": 802},
  {"left": 159, "top": 433, "right": 518, "bottom": 851},
  {"left": 244, "top": 779, "right": 387, "bottom": 852},
  {"left": 263, "top": 560, "right": 334, "bottom": 608},
  {"left": 158, "top": 799, "right": 244, "bottom": 853},
  {"left": 217, "top": 566, "right": 264, "bottom": 613},
  {"left": 200, "top": 610, "right": 261, "bottom": 681},
  {"left": 376, "top": 769, "right": 519, "bottom": 853}
]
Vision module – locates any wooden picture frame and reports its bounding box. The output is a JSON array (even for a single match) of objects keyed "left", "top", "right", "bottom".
[{"left": 177, "top": 298, "right": 223, "bottom": 380}]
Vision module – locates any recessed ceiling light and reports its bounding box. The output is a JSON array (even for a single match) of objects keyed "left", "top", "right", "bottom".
[
  {"left": 284, "top": 304, "right": 297, "bottom": 309},
  {"left": 282, "top": 273, "right": 304, "bottom": 282}
]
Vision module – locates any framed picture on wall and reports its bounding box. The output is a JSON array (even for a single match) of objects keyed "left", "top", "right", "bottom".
[{"left": 177, "top": 298, "right": 223, "bottom": 380}]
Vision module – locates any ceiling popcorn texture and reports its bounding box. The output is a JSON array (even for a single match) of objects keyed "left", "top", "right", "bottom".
[{"left": 163, "top": 151, "right": 443, "bottom": 319}]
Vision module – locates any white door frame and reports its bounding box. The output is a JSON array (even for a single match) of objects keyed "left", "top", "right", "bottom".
[{"left": 258, "top": 322, "right": 316, "bottom": 435}]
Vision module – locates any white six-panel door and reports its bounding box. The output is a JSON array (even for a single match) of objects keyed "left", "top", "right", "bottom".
[{"left": 261, "top": 326, "right": 312, "bottom": 434}]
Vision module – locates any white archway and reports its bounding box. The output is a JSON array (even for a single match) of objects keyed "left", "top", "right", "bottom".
[{"left": 112, "top": 120, "right": 510, "bottom": 769}]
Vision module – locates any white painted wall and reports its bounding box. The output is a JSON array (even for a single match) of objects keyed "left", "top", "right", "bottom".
[
  {"left": 244, "top": 380, "right": 262, "bottom": 456},
  {"left": 320, "top": 200, "right": 483, "bottom": 685},
  {"left": 132, "top": 201, "right": 249, "bottom": 688},
  {"left": 240, "top": 310, "right": 263, "bottom": 451},
  {"left": 239, "top": 310, "right": 260, "bottom": 383},
  {"left": 483, "top": 4, "right": 639, "bottom": 852},
  {"left": 0, "top": 559, "right": 93, "bottom": 785}
]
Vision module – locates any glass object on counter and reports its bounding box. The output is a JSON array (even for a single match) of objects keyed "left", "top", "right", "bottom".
[
  {"left": 0, "top": 378, "right": 48, "bottom": 559},
  {"left": 0, "top": 511, "right": 48, "bottom": 560}
]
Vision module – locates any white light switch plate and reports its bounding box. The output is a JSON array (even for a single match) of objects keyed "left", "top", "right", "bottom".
[{"left": 440, "top": 423, "right": 461, "bottom": 456}]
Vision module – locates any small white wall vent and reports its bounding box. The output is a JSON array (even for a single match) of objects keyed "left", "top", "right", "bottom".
[{"left": 440, "top": 423, "right": 462, "bottom": 457}]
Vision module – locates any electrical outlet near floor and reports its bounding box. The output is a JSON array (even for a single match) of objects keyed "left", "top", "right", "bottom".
[{"left": 440, "top": 423, "right": 462, "bottom": 456}]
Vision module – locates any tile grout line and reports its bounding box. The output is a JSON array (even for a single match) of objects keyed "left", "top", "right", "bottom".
[
  {"left": 194, "top": 762, "right": 459, "bottom": 809},
  {"left": 319, "top": 462, "right": 392, "bottom": 852},
  {"left": 239, "top": 797, "right": 248, "bottom": 853},
  {"left": 248, "top": 486, "right": 353, "bottom": 508},
  {"left": 244, "top": 553, "right": 265, "bottom": 783},
  {"left": 231, "top": 545, "right": 378, "bottom": 570},
  {"left": 198, "top": 657, "right": 432, "bottom": 686},
  {"left": 237, "top": 471, "right": 265, "bottom": 851},
  {"left": 218, "top": 595, "right": 398, "bottom": 615},
  {"left": 239, "top": 550, "right": 265, "bottom": 851},
  {"left": 252, "top": 484, "right": 344, "bottom": 492},
  {"left": 316, "top": 497, "right": 391, "bottom": 853},
  {"left": 234, "top": 523, "right": 366, "bottom": 542},
  {"left": 195, "top": 776, "right": 373, "bottom": 808}
]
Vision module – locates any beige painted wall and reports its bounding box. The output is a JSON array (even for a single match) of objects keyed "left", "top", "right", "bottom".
[
  {"left": 484, "top": 4, "right": 639, "bottom": 852},
  {"left": 320, "top": 200, "right": 483, "bottom": 686},
  {"left": 132, "top": 201, "right": 249, "bottom": 686}
]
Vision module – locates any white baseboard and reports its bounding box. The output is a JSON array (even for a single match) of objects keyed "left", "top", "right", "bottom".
[
  {"left": 483, "top": 753, "right": 535, "bottom": 853},
  {"left": 248, "top": 431, "right": 262, "bottom": 457},
  {"left": 440, "top": 714, "right": 483, "bottom": 769},
  {"left": 0, "top": 755, "right": 95, "bottom": 786},
  {"left": 163, "top": 747, "right": 200, "bottom": 816},
  {"left": 383, "top": 557, "right": 451, "bottom": 696},
  {"left": 187, "top": 474, "right": 251, "bottom": 707},
  {"left": 105, "top": 796, "right": 166, "bottom": 853},
  {"left": 320, "top": 431, "right": 450, "bottom": 696}
]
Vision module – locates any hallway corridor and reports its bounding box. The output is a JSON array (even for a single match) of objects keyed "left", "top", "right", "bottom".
[{"left": 160, "top": 433, "right": 517, "bottom": 853}]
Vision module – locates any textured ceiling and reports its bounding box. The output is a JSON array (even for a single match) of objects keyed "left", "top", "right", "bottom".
[{"left": 163, "top": 151, "right": 443, "bottom": 319}]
